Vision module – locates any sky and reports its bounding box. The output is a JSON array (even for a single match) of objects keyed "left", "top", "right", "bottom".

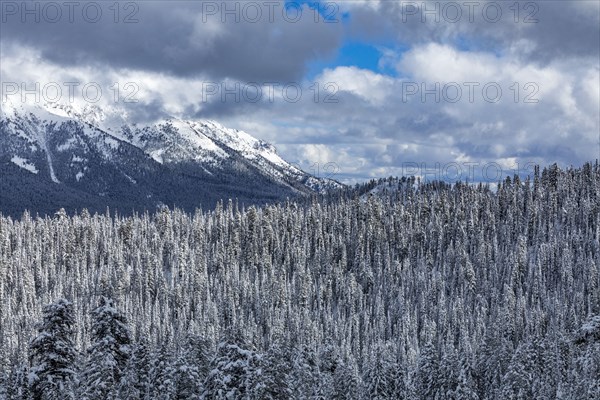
[{"left": 1, "top": 0, "right": 599, "bottom": 183}]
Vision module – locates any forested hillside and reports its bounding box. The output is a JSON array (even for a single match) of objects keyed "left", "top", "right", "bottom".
[{"left": 0, "top": 163, "right": 599, "bottom": 399}]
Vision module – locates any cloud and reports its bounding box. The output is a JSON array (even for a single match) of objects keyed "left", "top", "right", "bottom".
[
  {"left": 318, "top": 66, "right": 394, "bottom": 105},
  {"left": 343, "top": 1, "right": 599, "bottom": 63},
  {"left": 1, "top": 0, "right": 598, "bottom": 183},
  {"left": 1, "top": 1, "right": 343, "bottom": 82},
  {"left": 219, "top": 41, "right": 597, "bottom": 182}
]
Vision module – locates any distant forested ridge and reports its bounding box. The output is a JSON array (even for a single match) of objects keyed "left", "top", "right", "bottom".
[{"left": 0, "top": 162, "right": 599, "bottom": 399}]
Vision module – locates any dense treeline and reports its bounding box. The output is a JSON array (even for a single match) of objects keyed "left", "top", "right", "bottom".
[{"left": 0, "top": 162, "right": 599, "bottom": 399}]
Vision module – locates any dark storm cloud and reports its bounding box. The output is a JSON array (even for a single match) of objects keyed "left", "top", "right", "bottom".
[
  {"left": 344, "top": 1, "right": 599, "bottom": 63},
  {"left": 519, "top": 1, "right": 600, "bottom": 63},
  {"left": 0, "top": 1, "right": 342, "bottom": 82}
]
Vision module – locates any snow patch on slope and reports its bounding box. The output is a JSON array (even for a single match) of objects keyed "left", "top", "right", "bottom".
[
  {"left": 150, "top": 149, "right": 165, "bottom": 164},
  {"left": 11, "top": 156, "right": 38, "bottom": 174},
  {"left": 57, "top": 137, "right": 78, "bottom": 152},
  {"left": 19, "top": 110, "right": 60, "bottom": 183}
]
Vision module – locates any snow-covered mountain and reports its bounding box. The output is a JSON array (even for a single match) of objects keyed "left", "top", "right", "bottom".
[{"left": 0, "top": 102, "right": 342, "bottom": 216}]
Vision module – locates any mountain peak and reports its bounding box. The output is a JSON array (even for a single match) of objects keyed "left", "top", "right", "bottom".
[{"left": 0, "top": 101, "right": 342, "bottom": 216}]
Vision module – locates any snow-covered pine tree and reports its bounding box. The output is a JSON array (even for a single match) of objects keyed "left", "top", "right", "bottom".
[
  {"left": 7, "top": 361, "right": 29, "bottom": 400},
  {"left": 119, "top": 337, "right": 151, "bottom": 400},
  {"left": 500, "top": 340, "right": 541, "bottom": 400},
  {"left": 149, "top": 342, "right": 176, "bottom": 400},
  {"left": 80, "top": 297, "right": 132, "bottom": 400},
  {"left": 28, "top": 299, "right": 78, "bottom": 400},
  {"left": 414, "top": 342, "right": 440, "bottom": 400},
  {"left": 362, "top": 346, "right": 395, "bottom": 399},
  {"left": 258, "top": 339, "right": 293, "bottom": 399},
  {"left": 332, "top": 356, "right": 362, "bottom": 400},
  {"left": 201, "top": 328, "right": 262, "bottom": 400},
  {"left": 288, "top": 344, "right": 320, "bottom": 399},
  {"left": 173, "top": 336, "right": 204, "bottom": 399},
  {"left": 568, "top": 315, "right": 600, "bottom": 398}
]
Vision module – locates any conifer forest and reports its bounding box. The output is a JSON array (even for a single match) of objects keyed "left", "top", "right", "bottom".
[{"left": 1, "top": 163, "right": 599, "bottom": 399}]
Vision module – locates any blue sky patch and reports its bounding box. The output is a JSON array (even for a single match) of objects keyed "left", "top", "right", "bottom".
[{"left": 306, "top": 40, "right": 403, "bottom": 79}]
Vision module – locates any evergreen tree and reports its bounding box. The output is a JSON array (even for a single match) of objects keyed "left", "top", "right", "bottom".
[
  {"left": 149, "top": 343, "right": 176, "bottom": 400},
  {"left": 332, "top": 357, "right": 362, "bottom": 400},
  {"left": 6, "top": 361, "right": 29, "bottom": 400},
  {"left": 414, "top": 343, "right": 440, "bottom": 400},
  {"left": 80, "top": 297, "right": 132, "bottom": 400},
  {"left": 173, "top": 337, "right": 204, "bottom": 400},
  {"left": 259, "top": 340, "right": 292, "bottom": 399},
  {"left": 500, "top": 340, "right": 541, "bottom": 400},
  {"left": 29, "top": 299, "right": 78, "bottom": 400},
  {"left": 201, "top": 330, "right": 262, "bottom": 400},
  {"left": 288, "top": 345, "right": 319, "bottom": 399},
  {"left": 363, "top": 349, "right": 394, "bottom": 399},
  {"left": 119, "top": 338, "right": 151, "bottom": 400},
  {"left": 569, "top": 315, "right": 600, "bottom": 398}
]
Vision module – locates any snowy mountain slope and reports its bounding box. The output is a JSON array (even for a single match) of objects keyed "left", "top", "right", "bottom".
[
  {"left": 42, "top": 102, "right": 342, "bottom": 192},
  {"left": 0, "top": 102, "right": 343, "bottom": 216}
]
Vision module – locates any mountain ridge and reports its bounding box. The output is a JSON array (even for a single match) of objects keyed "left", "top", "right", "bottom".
[{"left": 0, "top": 101, "right": 343, "bottom": 217}]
